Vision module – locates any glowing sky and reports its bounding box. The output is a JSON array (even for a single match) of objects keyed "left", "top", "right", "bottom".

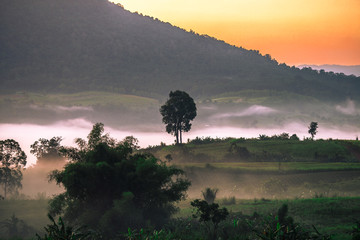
[{"left": 115, "top": 0, "right": 360, "bottom": 65}]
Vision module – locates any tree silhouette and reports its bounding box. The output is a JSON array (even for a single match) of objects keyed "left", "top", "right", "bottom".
[
  {"left": 30, "top": 137, "right": 65, "bottom": 167},
  {"left": 308, "top": 122, "right": 318, "bottom": 140},
  {"left": 0, "top": 140, "right": 27, "bottom": 198},
  {"left": 48, "top": 123, "right": 190, "bottom": 236},
  {"left": 160, "top": 91, "right": 197, "bottom": 144}
]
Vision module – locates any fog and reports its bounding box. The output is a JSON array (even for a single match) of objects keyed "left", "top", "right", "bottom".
[
  {"left": 336, "top": 99, "right": 359, "bottom": 115},
  {"left": 1, "top": 100, "right": 359, "bottom": 198},
  {"left": 212, "top": 105, "right": 278, "bottom": 118},
  {"left": 1, "top": 118, "right": 359, "bottom": 167}
]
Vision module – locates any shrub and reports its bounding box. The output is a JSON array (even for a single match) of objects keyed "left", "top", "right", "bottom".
[
  {"left": 191, "top": 199, "right": 229, "bottom": 240},
  {"left": 36, "top": 214, "right": 93, "bottom": 240},
  {"left": 221, "top": 196, "right": 236, "bottom": 205}
]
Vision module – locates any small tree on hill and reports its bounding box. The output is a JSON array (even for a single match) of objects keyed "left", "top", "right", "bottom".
[
  {"left": 160, "top": 90, "right": 197, "bottom": 144},
  {"left": 308, "top": 122, "right": 318, "bottom": 140},
  {"left": 0, "top": 139, "right": 27, "bottom": 199}
]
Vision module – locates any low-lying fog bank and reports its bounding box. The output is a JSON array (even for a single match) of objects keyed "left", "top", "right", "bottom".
[{"left": 1, "top": 118, "right": 359, "bottom": 166}]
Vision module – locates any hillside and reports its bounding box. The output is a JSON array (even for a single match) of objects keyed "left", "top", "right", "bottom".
[{"left": 1, "top": 0, "right": 359, "bottom": 101}]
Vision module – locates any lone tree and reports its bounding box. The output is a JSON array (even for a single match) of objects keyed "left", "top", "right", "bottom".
[
  {"left": 308, "top": 122, "right": 318, "bottom": 140},
  {"left": 0, "top": 139, "right": 27, "bottom": 199},
  {"left": 160, "top": 90, "right": 197, "bottom": 144},
  {"left": 49, "top": 123, "right": 190, "bottom": 237}
]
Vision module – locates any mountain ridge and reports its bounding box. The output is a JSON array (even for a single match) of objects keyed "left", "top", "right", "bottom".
[
  {"left": 298, "top": 65, "right": 360, "bottom": 77},
  {"left": 1, "top": 0, "right": 359, "bottom": 101}
]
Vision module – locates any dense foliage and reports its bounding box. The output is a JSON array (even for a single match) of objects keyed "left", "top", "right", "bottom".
[
  {"left": 1, "top": 0, "right": 359, "bottom": 101},
  {"left": 48, "top": 123, "right": 190, "bottom": 237}
]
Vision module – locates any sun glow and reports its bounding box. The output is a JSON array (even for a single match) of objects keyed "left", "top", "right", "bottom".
[{"left": 114, "top": 0, "right": 360, "bottom": 65}]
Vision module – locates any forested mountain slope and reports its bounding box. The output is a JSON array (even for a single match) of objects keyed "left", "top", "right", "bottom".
[{"left": 1, "top": 0, "right": 359, "bottom": 101}]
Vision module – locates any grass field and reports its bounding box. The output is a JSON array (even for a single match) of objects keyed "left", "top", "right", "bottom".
[
  {"left": 175, "top": 197, "right": 360, "bottom": 240},
  {"left": 176, "top": 162, "right": 360, "bottom": 172},
  {"left": 0, "top": 91, "right": 159, "bottom": 110}
]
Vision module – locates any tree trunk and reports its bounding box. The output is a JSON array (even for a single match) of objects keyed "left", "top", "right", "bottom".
[
  {"left": 180, "top": 127, "right": 182, "bottom": 144},
  {"left": 175, "top": 130, "right": 179, "bottom": 144}
]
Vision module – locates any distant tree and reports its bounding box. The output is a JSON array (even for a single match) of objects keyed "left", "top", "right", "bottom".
[
  {"left": 30, "top": 137, "right": 65, "bottom": 167},
  {"left": 0, "top": 140, "right": 27, "bottom": 199},
  {"left": 49, "top": 123, "right": 190, "bottom": 237},
  {"left": 202, "top": 187, "right": 218, "bottom": 204},
  {"left": 308, "top": 122, "right": 318, "bottom": 140},
  {"left": 160, "top": 90, "right": 197, "bottom": 144},
  {"left": 279, "top": 132, "right": 290, "bottom": 140},
  {"left": 289, "top": 134, "right": 300, "bottom": 141},
  {"left": 259, "top": 134, "right": 270, "bottom": 140}
]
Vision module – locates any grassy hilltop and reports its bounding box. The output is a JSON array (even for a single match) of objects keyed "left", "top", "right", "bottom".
[
  {"left": 144, "top": 138, "right": 360, "bottom": 200},
  {"left": 147, "top": 137, "right": 360, "bottom": 163}
]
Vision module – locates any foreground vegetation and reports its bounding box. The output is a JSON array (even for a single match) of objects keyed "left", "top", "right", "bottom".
[
  {"left": 1, "top": 197, "right": 360, "bottom": 239},
  {"left": 2, "top": 125, "right": 360, "bottom": 239}
]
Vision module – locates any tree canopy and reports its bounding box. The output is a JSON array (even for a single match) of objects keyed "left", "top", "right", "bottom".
[
  {"left": 160, "top": 90, "right": 197, "bottom": 144},
  {"left": 49, "top": 123, "right": 190, "bottom": 237},
  {"left": 0, "top": 139, "right": 27, "bottom": 198}
]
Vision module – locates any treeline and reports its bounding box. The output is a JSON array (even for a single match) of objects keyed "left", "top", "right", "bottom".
[{"left": 1, "top": 0, "right": 359, "bottom": 101}]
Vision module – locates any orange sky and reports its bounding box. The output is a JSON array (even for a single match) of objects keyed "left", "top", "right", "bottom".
[{"left": 114, "top": 0, "right": 360, "bottom": 66}]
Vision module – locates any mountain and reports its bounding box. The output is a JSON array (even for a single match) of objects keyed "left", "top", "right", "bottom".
[
  {"left": 298, "top": 65, "right": 360, "bottom": 77},
  {"left": 1, "top": 0, "right": 359, "bottom": 101}
]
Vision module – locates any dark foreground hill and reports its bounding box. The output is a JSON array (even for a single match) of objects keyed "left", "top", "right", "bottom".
[{"left": 1, "top": 0, "right": 359, "bottom": 101}]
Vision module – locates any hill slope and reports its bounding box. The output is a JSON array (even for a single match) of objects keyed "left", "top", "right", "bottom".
[{"left": 1, "top": 0, "right": 359, "bottom": 101}]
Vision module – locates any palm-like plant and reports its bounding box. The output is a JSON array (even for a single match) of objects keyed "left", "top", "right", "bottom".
[
  {"left": 36, "top": 214, "right": 91, "bottom": 240},
  {"left": 202, "top": 187, "right": 218, "bottom": 204}
]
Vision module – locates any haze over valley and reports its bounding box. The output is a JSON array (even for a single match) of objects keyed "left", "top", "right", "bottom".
[
  {"left": 1, "top": 0, "right": 360, "bottom": 239},
  {"left": 1, "top": 0, "right": 360, "bottom": 191}
]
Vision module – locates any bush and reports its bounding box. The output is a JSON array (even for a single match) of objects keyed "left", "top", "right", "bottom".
[
  {"left": 191, "top": 199, "right": 229, "bottom": 240},
  {"left": 221, "top": 196, "right": 236, "bottom": 205}
]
